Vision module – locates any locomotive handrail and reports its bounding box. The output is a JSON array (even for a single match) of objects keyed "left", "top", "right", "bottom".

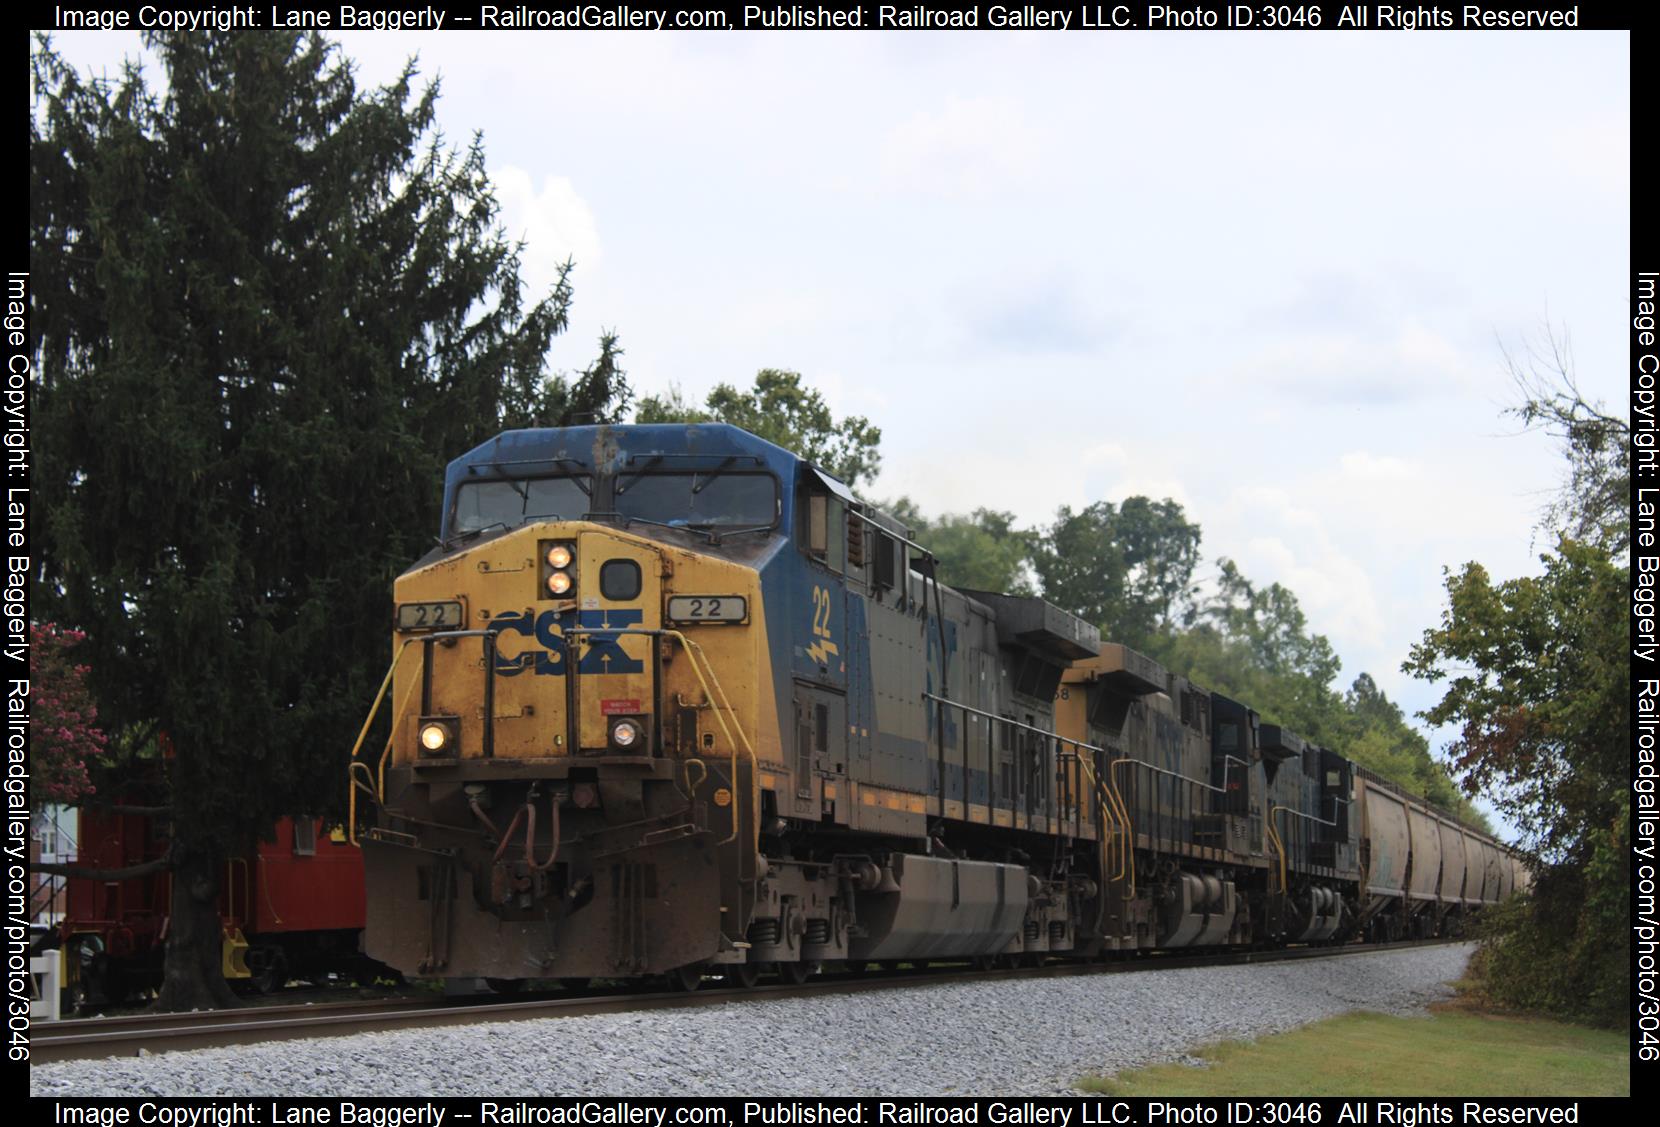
[
  {"left": 1267, "top": 797, "right": 1348, "bottom": 894},
  {"left": 348, "top": 629, "right": 510, "bottom": 844},
  {"left": 921, "top": 693, "right": 1104, "bottom": 753},
  {"left": 345, "top": 637, "right": 424, "bottom": 846},
  {"left": 1106, "top": 756, "right": 1244, "bottom": 898},
  {"left": 921, "top": 692, "right": 1141, "bottom": 876},
  {"left": 922, "top": 692, "right": 1113, "bottom": 836},
  {"left": 564, "top": 626, "right": 759, "bottom": 856}
]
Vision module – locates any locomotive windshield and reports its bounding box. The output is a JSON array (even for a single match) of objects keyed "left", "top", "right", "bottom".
[
  {"left": 614, "top": 471, "right": 777, "bottom": 528},
  {"left": 453, "top": 475, "right": 591, "bottom": 534}
]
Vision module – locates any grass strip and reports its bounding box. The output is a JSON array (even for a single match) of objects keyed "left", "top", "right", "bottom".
[{"left": 1076, "top": 1009, "right": 1629, "bottom": 1097}]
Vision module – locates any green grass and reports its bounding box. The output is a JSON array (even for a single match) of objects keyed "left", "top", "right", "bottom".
[{"left": 1076, "top": 1009, "right": 1630, "bottom": 1097}]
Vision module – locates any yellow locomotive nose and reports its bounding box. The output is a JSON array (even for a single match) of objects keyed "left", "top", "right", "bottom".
[{"left": 389, "top": 524, "right": 667, "bottom": 763}]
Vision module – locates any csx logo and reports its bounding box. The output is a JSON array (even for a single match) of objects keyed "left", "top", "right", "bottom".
[{"left": 491, "top": 609, "right": 645, "bottom": 676}]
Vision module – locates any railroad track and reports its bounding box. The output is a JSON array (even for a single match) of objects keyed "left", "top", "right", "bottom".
[{"left": 32, "top": 938, "right": 1460, "bottom": 1065}]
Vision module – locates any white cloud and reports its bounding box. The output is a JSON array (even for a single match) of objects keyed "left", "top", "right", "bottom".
[
  {"left": 490, "top": 166, "right": 603, "bottom": 295},
  {"left": 1226, "top": 319, "right": 1481, "bottom": 406},
  {"left": 879, "top": 96, "right": 1047, "bottom": 199},
  {"left": 1546, "top": 113, "right": 1629, "bottom": 199},
  {"left": 1082, "top": 443, "right": 1128, "bottom": 467},
  {"left": 1338, "top": 451, "right": 1417, "bottom": 481}
]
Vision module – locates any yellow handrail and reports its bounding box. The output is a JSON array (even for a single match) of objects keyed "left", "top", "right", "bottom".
[
  {"left": 1069, "top": 748, "right": 1122, "bottom": 938},
  {"left": 346, "top": 639, "right": 420, "bottom": 846},
  {"left": 1268, "top": 802, "right": 1342, "bottom": 897},
  {"left": 347, "top": 624, "right": 759, "bottom": 875},
  {"left": 376, "top": 657, "right": 429, "bottom": 800},
  {"left": 1266, "top": 808, "right": 1289, "bottom": 894},
  {"left": 1088, "top": 754, "right": 1131, "bottom": 881},
  {"left": 1072, "top": 750, "right": 1124, "bottom": 878},
  {"left": 563, "top": 626, "right": 759, "bottom": 858},
  {"left": 663, "top": 630, "right": 757, "bottom": 850},
  {"left": 1108, "top": 758, "right": 1138, "bottom": 896}
]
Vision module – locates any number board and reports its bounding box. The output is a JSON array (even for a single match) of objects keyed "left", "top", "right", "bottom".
[
  {"left": 395, "top": 601, "right": 464, "bottom": 631},
  {"left": 666, "top": 595, "right": 746, "bottom": 624}
]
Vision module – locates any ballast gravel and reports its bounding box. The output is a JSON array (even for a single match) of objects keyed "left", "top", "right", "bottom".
[{"left": 30, "top": 942, "right": 1473, "bottom": 1097}]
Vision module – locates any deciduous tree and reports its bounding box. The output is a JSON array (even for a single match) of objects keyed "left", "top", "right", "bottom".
[
  {"left": 1404, "top": 348, "right": 1629, "bottom": 1024},
  {"left": 1032, "top": 498, "right": 1201, "bottom": 651},
  {"left": 637, "top": 369, "right": 880, "bottom": 486},
  {"left": 887, "top": 501, "right": 1035, "bottom": 595},
  {"left": 30, "top": 623, "right": 104, "bottom": 804}
]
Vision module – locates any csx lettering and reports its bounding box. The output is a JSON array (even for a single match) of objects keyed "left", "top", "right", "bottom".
[{"left": 492, "top": 609, "right": 644, "bottom": 676}]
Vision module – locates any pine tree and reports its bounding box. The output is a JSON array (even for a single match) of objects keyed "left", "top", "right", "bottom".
[{"left": 30, "top": 32, "right": 627, "bottom": 1010}]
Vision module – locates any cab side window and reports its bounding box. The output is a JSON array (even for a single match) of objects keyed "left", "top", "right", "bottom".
[{"left": 801, "top": 488, "right": 846, "bottom": 573}]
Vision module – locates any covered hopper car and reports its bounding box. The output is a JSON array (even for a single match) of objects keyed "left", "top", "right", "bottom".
[{"left": 349, "top": 424, "right": 1524, "bottom": 989}]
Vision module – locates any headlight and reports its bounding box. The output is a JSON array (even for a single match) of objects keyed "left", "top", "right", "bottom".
[
  {"left": 419, "top": 722, "right": 451, "bottom": 753},
  {"left": 610, "top": 719, "right": 641, "bottom": 749},
  {"left": 540, "top": 540, "right": 577, "bottom": 602}
]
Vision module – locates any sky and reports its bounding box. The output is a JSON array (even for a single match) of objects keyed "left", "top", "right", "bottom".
[{"left": 42, "top": 27, "right": 1631, "bottom": 834}]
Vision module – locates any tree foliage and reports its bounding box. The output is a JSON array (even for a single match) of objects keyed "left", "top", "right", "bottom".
[
  {"left": 887, "top": 500, "right": 1035, "bottom": 595},
  {"left": 1153, "top": 581, "right": 1465, "bottom": 814},
  {"left": 29, "top": 31, "right": 627, "bottom": 1008},
  {"left": 1031, "top": 497, "right": 1202, "bottom": 652},
  {"left": 636, "top": 369, "right": 881, "bottom": 486},
  {"left": 1405, "top": 351, "right": 1629, "bottom": 1025},
  {"left": 30, "top": 624, "right": 105, "bottom": 804},
  {"left": 1405, "top": 544, "right": 1627, "bottom": 853},
  {"left": 1503, "top": 325, "right": 1631, "bottom": 554}
]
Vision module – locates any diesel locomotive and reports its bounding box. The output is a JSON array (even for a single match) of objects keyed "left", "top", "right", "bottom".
[{"left": 348, "top": 423, "right": 1522, "bottom": 989}]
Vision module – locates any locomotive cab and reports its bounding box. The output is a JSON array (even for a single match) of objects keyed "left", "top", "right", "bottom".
[{"left": 358, "top": 426, "right": 786, "bottom": 985}]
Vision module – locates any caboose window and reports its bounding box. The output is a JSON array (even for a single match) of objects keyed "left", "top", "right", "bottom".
[
  {"left": 454, "top": 476, "right": 590, "bottom": 534},
  {"left": 615, "top": 472, "right": 777, "bottom": 528}
]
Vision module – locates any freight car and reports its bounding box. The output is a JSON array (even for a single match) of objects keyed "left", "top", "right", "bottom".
[
  {"left": 57, "top": 809, "right": 375, "bottom": 1007},
  {"left": 348, "top": 423, "right": 1523, "bottom": 988}
]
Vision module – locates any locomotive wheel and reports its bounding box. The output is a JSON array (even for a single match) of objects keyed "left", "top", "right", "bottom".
[
  {"left": 485, "top": 978, "right": 525, "bottom": 996},
  {"left": 843, "top": 960, "right": 868, "bottom": 976},
  {"left": 663, "top": 964, "right": 704, "bottom": 992},
  {"left": 777, "top": 960, "right": 813, "bottom": 986},
  {"left": 725, "top": 962, "right": 762, "bottom": 989},
  {"left": 971, "top": 956, "right": 995, "bottom": 972}
]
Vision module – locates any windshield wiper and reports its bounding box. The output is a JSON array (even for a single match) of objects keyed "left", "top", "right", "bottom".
[
  {"left": 691, "top": 456, "right": 741, "bottom": 494},
  {"left": 688, "top": 522, "right": 775, "bottom": 545},
  {"left": 618, "top": 513, "right": 719, "bottom": 544},
  {"left": 441, "top": 520, "right": 509, "bottom": 550},
  {"left": 614, "top": 455, "right": 663, "bottom": 496}
]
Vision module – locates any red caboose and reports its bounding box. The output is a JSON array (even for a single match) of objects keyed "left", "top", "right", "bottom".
[{"left": 60, "top": 810, "right": 373, "bottom": 1006}]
